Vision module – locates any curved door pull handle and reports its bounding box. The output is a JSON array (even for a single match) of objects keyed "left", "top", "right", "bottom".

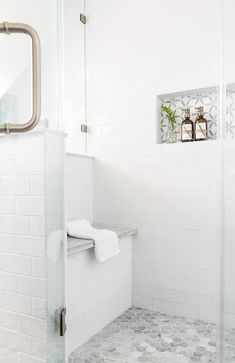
[{"left": 0, "top": 22, "right": 41, "bottom": 134}]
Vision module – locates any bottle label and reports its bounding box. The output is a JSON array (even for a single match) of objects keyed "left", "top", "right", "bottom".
[
  {"left": 196, "top": 123, "right": 207, "bottom": 140},
  {"left": 182, "top": 124, "right": 193, "bottom": 141}
]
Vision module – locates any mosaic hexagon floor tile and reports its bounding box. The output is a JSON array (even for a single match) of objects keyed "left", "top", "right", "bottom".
[{"left": 68, "top": 307, "right": 234, "bottom": 363}]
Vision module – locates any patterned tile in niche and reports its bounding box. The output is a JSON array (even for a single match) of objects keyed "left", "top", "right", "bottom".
[
  {"left": 226, "top": 88, "right": 235, "bottom": 139},
  {"left": 69, "top": 307, "right": 222, "bottom": 363},
  {"left": 160, "top": 90, "right": 218, "bottom": 143},
  {"left": 159, "top": 87, "right": 235, "bottom": 143}
]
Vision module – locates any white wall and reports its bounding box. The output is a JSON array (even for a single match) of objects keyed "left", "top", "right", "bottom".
[
  {"left": 67, "top": 236, "right": 132, "bottom": 354},
  {"left": 79, "top": 0, "right": 223, "bottom": 323},
  {"left": 224, "top": 142, "right": 235, "bottom": 330},
  {"left": 66, "top": 154, "right": 94, "bottom": 223},
  {"left": 0, "top": 131, "right": 65, "bottom": 363}
]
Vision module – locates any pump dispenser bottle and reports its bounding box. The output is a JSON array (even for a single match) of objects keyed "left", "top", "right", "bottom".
[
  {"left": 195, "top": 106, "right": 208, "bottom": 141},
  {"left": 181, "top": 108, "right": 194, "bottom": 142}
]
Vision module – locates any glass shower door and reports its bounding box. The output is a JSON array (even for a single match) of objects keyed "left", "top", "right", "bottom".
[
  {"left": 222, "top": 1, "right": 235, "bottom": 362},
  {"left": 0, "top": 1, "right": 66, "bottom": 362}
]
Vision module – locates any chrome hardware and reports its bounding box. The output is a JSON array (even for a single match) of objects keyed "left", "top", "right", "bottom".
[
  {"left": 81, "top": 124, "right": 88, "bottom": 133},
  {"left": 80, "top": 13, "right": 87, "bottom": 24},
  {"left": 60, "top": 307, "right": 67, "bottom": 337},
  {"left": 0, "top": 22, "right": 41, "bottom": 134}
]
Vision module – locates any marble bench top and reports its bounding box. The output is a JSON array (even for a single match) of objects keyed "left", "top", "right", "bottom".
[{"left": 67, "top": 225, "right": 137, "bottom": 256}]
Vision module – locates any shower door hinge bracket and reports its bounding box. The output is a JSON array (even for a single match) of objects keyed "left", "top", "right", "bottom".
[
  {"left": 81, "top": 124, "right": 88, "bottom": 133},
  {"left": 59, "top": 307, "right": 67, "bottom": 337},
  {"left": 80, "top": 13, "right": 87, "bottom": 24}
]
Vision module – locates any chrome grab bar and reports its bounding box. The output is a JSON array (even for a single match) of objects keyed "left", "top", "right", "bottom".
[{"left": 0, "top": 22, "right": 41, "bottom": 134}]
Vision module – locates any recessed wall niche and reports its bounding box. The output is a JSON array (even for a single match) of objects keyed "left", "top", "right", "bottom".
[{"left": 158, "top": 85, "right": 235, "bottom": 144}]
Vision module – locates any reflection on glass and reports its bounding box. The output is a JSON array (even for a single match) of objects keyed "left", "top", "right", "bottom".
[{"left": 0, "top": 33, "right": 32, "bottom": 125}]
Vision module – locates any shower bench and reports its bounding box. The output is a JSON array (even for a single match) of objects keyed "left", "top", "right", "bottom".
[
  {"left": 67, "top": 225, "right": 137, "bottom": 255},
  {"left": 67, "top": 225, "right": 136, "bottom": 355}
]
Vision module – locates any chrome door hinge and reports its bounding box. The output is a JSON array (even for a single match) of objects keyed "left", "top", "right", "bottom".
[
  {"left": 81, "top": 124, "right": 88, "bottom": 133},
  {"left": 60, "top": 307, "right": 67, "bottom": 337},
  {"left": 80, "top": 13, "right": 87, "bottom": 24}
]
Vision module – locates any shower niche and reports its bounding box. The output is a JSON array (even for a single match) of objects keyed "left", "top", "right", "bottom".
[{"left": 157, "top": 85, "right": 235, "bottom": 144}]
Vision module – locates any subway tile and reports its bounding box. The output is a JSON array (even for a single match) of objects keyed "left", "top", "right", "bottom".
[
  {"left": 16, "top": 237, "right": 45, "bottom": 258},
  {"left": 132, "top": 295, "right": 153, "bottom": 310},
  {"left": 4, "top": 330, "right": 19, "bottom": 350},
  {"left": 175, "top": 304, "right": 200, "bottom": 320},
  {"left": 31, "top": 218, "right": 45, "bottom": 237},
  {"left": 164, "top": 289, "right": 188, "bottom": 305},
  {"left": 0, "top": 347, "right": 18, "bottom": 363},
  {"left": 0, "top": 132, "right": 61, "bottom": 360},
  {"left": 32, "top": 298, "right": 47, "bottom": 320},
  {"left": 199, "top": 308, "right": 217, "bottom": 323},
  {"left": 29, "top": 136, "right": 44, "bottom": 154},
  {"left": 4, "top": 292, "right": 32, "bottom": 315},
  {"left": 18, "top": 315, "right": 47, "bottom": 339},
  {"left": 17, "top": 334, "right": 33, "bottom": 356},
  {"left": 15, "top": 155, "right": 44, "bottom": 175},
  {"left": 4, "top": 255, "right": 32, "bottom": 276},
  {"left": 32, "top": 259, "right": 45, "bottom": 278},
  {"left": 31, "top": 337, "right": 47, "bottom": 360},
  {"left": 16, "top": 197, "right": 45, "bottom": 217},
  {"left": 17, "top": 276, "right": 46, "bottom": 299},
  {"left": 0, "top": 255, "right": 3, "bottom": 271},
  {"left": 0, "top": 272, "right": 17, "bottom": 292},
  {"left": 188, "top": 293, "right": 217, "bottom": 310},
  {"left": 0, "top": 328, "right": 3, "bottom": 346},
  {"left": 152, "top": 299, "right": 176, "bottom": 315},
  {"left": 0, "top": 234, "right": 16, "bottom": 254},
  {"left": 1, "top": 177, "right": 30, "bottom": 196},
  {"left": 31, "top": 176, "right": 45, "bottom": 196},
  {"left": 3, "top": 216, "right": 31, "bottom": 236},
  {"left": 0, "top": 292, "right": 3, "bottom": 308},
  {"left": 0, "top": 197, "right": 15, "bottom": 215},
  {"left": 0, "top": 309, "right": 17, "bottom": 330},
  {"left": 0, "top": 158, "right": 15, "bottom": 176},
  {"left": 132, "top": 283, "right": 165, "bottom": 300},
  {"left": 18, "top": 353, "right": 46, "bottom": 363}
]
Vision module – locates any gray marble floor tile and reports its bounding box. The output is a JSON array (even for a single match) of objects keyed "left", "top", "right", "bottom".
[{"left": 69, "top": 307, "right": 234, "bottom": 363}]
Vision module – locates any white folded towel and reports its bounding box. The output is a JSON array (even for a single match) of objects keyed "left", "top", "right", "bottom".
[{"left": 67, "top": 219, "right": 120, "bottom": 262}]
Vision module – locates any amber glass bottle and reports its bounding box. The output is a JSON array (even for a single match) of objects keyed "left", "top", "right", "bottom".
[
  {"left": 195, "top": 106, "right": 208, "bottom": 141},
  {"left": 181, "top": 108, "right": 194, "bottom": 142}
]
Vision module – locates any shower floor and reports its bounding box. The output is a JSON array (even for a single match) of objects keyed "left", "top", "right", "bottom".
[{"left": 68, "top": 307, "right": 222, "bottom": 363}]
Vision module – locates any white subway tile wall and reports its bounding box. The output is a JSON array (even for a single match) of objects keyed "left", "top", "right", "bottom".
[
  {"left": 66, "top": 154, "right": 94, "bottom": 223},
  {"left": 0, "top": 131, "right": 65, "bottom": 363},
  {"left": 64, "top": 0, "right": 87, "bottom": 154},
  {"left": 92, "top": 142, "right": 221, "bottom": 323},
  {"left": 0, "top": 133, "right": 47, "bottom": 362},
  {"left": 224, "top": 142, "right": 235, "bottom": 329},
  {"left": 78, "top": 0, "right": 225, "bottom": 324},
  {"left": 67, "top": 236, "right": 132, "bottom": 355}
]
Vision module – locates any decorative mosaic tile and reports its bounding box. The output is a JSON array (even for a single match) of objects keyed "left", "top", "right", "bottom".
[
  {"left": 226, "top": 87, "right": 235, "bottom": 139},
  {"left": 159, "top": 89, "right": 218, "bottom": 143},
  {"left": 159, "top": 87, "right": 235, "bottom": 143},
  {"left": 69, "top": 307, "right": 227, "bottom": 363}
]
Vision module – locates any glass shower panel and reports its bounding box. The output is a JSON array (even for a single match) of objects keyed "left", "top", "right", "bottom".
[
  {"left": 0, "top": 32, "right": 32, "bottom": 125},
  {"left": 0, "top": 0, "right": 62, "bottom": 131},
  {"left": 223, "top": 0, "right": 235, "bottom": 362},
  {"left": 64, "top": 0, "right": 87, "bottom": 154},
  {"left": 0, "top": 1, "right": 65, "bottom": 362}
]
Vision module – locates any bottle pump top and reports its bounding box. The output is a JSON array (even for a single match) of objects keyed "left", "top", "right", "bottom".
[
  {"left": 182, "top": 108, "right": 190, "bottom": 118},
  {"left": 195, "top": 106, "right": 204, "bottom": 117}
]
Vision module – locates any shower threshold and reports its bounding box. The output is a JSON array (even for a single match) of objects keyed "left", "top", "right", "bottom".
[{"left": 68, "top": 306, "right": 233, "bottom": 363}]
